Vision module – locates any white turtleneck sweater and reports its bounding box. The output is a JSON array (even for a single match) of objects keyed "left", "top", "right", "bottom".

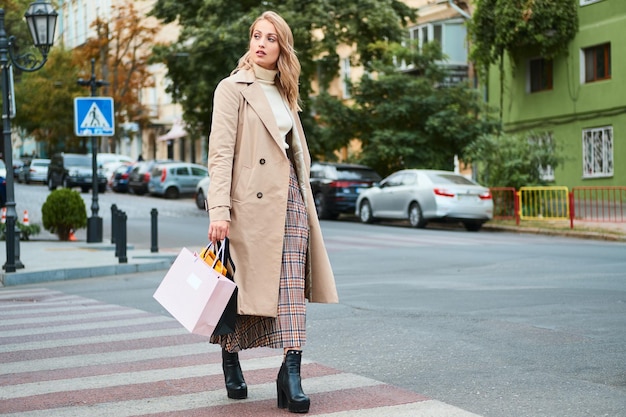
[{"left": 253, "top": 63, "right": 292, "bottom": 150}]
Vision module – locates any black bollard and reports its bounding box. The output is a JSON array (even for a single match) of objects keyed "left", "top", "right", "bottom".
[
  {"left": 111, "top": 204, "right": 118, "bottom": 244},
  {"left": 114, "top": 208, "right": 120, "bottom": 258},
  {"left": 117, "top": 211, "right": 128, "bottom": 264},
  {"left": 150, "top": 208, "right": 158, "bottom": 253}
]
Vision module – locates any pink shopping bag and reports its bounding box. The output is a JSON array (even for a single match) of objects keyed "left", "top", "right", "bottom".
[{"left": 153, "top": 247, "right": 237, "bottom": 337}]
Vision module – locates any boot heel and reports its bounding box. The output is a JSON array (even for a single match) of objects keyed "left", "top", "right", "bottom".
[{"left": 277, "top": 381, "right": 287, "bottom": 409}]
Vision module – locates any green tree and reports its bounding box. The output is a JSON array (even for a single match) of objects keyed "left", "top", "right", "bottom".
[
  {"left": 77, "top": 0, "right": 159, "bottom": 152},
  {"left": 464, "top": 131, "right": 564, "bottom": 189},
  {"left": 317, "top": 41, "right": 498, "bottom": 177},
  {"left": 149, "top": 0, "right": 416, "bottom": 156},
  {"left": 0, "top": 0, "right": 36, "bottom": 67},
  {"left": 468, "top": 0, "right": 578, "bottom": 119},
  {"left": 13, "top": 48, "right": 85, "bottom": 155}
]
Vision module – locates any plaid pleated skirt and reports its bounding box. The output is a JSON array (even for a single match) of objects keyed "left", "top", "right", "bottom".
[{"left": 211, "top": 163, "right": 309, "bottom": 352}]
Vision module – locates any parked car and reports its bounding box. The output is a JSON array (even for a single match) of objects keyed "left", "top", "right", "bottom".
[
  {"left": 13, "top": 159, "right": 27, "bottom": 178},
  {"left": 110, "top": 163, "right": 135, "bottom": 193},
  {"left": 94, "top": 152, "right": 134, "bottom": 167},
  {"left": 18, "top": 158, "right": 50, "bottom": 184},
  {"left": 148, "top": 162, "right": 208, "bottom": 199},
  {"left": 355, "top": 169, "right": 493, "bottom": 231},
  {"left": 195, "top": 175, "right": 211, "bottom": 210},
  {"left": 309, "top": 162, "right": 381, "bottom": 220},
  {"left": 47, "top": 153, "right": 107, "bottom": 193},
  {"left": 128, "top": 159, "right": 176, "bottom": 195}
]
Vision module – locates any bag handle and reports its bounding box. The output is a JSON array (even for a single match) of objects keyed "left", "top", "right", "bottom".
[
  {"left": 199, "top": 238, "right": 235, "bottom": 277},
  {"left": 205, "top": 240, "right": 226, "bottom": 268}
]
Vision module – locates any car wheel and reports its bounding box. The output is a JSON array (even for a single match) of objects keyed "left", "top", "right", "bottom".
[
  {"left": 195, "top": 189, "right": 206, "bottom": 210},
  {"left": 98, "top": 185, "right": 106, "bottom": 193},
  {"left": 463, "top": 221, "right": 483, "bottom": 232},
  {"left": 359, "top": 200, "right": 374, "bottom": 224},
  {"left": 408, "top": 202, "right": 427, "bottom": 228},
  {"left": 81, "top": 186, "right": 89, "bottom": 193},
  {"left": 48, "top": 177, "right": 56, "bottom": 191},
  {"left": 165, "top": 186, "right": 179, "bottom": 199},
  {"left": 314, "top": 192, "right": 337, "bottom": 220}
]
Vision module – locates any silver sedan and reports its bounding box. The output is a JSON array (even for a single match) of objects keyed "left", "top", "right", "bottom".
[{"left": 355, "top": 169, "right": 493, "bottom": 231}]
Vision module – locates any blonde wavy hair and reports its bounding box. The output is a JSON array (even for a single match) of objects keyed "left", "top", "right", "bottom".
[{"left": 235, "top": 11, "right": 301, "bottom": 112}]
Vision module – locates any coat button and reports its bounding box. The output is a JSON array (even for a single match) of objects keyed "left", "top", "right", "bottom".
[
  {"left": 259, "top": 158, "right": 266, "bottom": 165},
  {"left": 257, "top": 192, "right": 263, "bottom": 199}
]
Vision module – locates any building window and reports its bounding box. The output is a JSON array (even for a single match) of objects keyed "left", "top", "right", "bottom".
[
  {"left": 529, "top": 58, "right": 553, "bottom": 93},
  {"left": 583, "top": 43, "right": 611, "bottom": 83},
  {"left": 530, "top": 132, "right": 555, "bottom": 181},
  {"left": 582, "top": 126, "right": 613, "bottom": 178},
  {"left": 341, "top": 57, "right": 351, "bottom": 99}
]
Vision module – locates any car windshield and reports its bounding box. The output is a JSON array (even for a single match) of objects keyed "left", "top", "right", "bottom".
[
  {"left": 426, "top": 172, "right": 476, "bottom": 185},
  {"left": 334, "top": 167, "right": 381, "bottom": 181},
  {"left": 65, "top": 156, "right": 91, "bottom": 167}
]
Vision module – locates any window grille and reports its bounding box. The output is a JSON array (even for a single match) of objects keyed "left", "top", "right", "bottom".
[{"left": 583, "top": 126, "right": 613, "bottom": 178}]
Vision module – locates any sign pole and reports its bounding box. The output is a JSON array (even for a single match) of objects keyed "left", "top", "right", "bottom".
[{"left": 77, "top": 58, "right": 109, "bottom": 243}]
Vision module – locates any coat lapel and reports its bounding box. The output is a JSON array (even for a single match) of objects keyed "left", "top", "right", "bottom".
[{"left": 235, "top": 69, "right": 287, "bottom": 155}]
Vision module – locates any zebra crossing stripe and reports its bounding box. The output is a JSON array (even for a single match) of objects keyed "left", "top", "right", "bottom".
[{"left": 0, "top": 288, "right": 482, "bottom": 417}]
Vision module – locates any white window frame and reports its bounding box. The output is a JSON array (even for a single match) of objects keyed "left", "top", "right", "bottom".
[
  {"left": 582, "top": 126, "right": 613, "bottom": 178},
  {"left": 580, "top": 0, "right": 604, "bottom": 6}
]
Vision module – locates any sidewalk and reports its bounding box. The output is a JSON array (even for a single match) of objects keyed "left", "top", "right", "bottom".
[
  {"left": 0, "top": 238, "right": 178, "bottom": 287},
  {"left": 483, "top": 219, "right": 626, "bottom": 241}
]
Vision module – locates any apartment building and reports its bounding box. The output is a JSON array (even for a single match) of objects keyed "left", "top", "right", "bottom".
[{"left": 487, "top": 0, "right": 625, "bottom": 187}]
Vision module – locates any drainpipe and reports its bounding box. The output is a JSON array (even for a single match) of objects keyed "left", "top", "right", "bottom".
[{"left": 448, "top": 0, "right": 471, "bottom": 19}]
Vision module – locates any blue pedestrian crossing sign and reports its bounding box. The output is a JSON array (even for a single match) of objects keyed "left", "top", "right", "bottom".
[{"left": 74, "top": 97, "right": 115, "bottom": 136}]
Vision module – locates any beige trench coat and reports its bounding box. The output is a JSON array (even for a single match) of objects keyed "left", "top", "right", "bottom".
[{"left": 207, "top": 68, "right": 338, "bottom": 318}]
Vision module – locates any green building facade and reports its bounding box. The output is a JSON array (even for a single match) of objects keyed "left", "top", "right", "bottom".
[{"left": 487, "top": 0, "right": 625, "bottom": 188}]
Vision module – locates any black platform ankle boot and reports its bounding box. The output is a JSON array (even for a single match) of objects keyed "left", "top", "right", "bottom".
[
  {"left": 222, "top": 349, "right": 247, "bottom": 399},
  {"left": 276, "top": 350, "right": 310, "bottom": 413}
]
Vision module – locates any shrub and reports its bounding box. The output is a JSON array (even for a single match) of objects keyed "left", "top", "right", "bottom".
[
  {"left": 42, "top": 189, "right": 87, "bottom": 241},
  {"left": 0, "top": 222, "right": 41, "bottom": 241}
]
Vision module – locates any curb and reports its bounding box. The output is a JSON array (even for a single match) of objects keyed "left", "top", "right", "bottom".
[
  {"left": 483, "top": 224, "right": 626, "bottom": 242},
  {"left": 1, "top": 257, "right": 175, "bottom": 287}
]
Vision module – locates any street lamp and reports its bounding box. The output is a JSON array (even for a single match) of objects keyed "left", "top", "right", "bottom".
[{"left": 1, "top": 1, "right": 58, "bottom": 273}]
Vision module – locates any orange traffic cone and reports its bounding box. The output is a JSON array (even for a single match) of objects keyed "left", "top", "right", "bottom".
[
  {"left": 22, "top": 210, "right": 29, "bottom": 226},
  {"left": 1, "top": 207, "right": 6, "bottom": 224},
  {"left": 69, "top": 229, "right": 77, "bottom": 241}
]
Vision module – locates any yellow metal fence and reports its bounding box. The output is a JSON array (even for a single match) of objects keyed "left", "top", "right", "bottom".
[{"left": 518, "top": 186, "right": 570, "bottom": 220}]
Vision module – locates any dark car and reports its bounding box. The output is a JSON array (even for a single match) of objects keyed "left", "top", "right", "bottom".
[
  {"left": 128, "top": 159, "right": 177, "bottom": 195},
  {"left": 309, "top": 162, "right": 381, "bottom": 220},
  {"left": 111, "top": 163, "right": 135, "bottom": 193},
  {"left": 47, "top": 153, "right": 107, "bottom": 193}
]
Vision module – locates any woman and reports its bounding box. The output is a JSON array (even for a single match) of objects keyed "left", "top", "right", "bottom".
[{"left": 206, "top": 11, "right": 338, "bottom": 414}]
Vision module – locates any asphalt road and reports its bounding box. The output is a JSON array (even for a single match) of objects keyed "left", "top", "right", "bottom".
[{"left": 15, "top": 186, "right": 624, "bottom": 417}]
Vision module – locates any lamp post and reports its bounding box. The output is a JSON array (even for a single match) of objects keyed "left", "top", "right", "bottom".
[
  {"left": 1, "top": 1, "right": 57, "bottom": 273},
  {"left": 77, "top": 58, "right": 108, "bottom": 243}
]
